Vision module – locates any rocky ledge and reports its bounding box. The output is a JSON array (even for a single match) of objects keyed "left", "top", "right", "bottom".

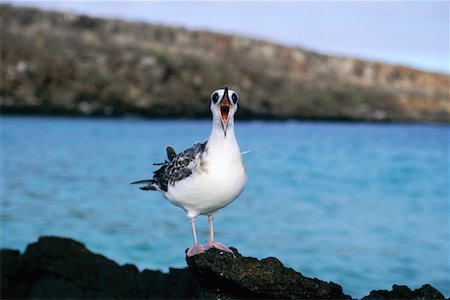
[{"left": 1, "top": 236, "right": 445, "bottom": 299}]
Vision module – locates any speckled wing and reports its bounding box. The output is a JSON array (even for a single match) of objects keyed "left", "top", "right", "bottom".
[{"left": 131, "top": 142, "right": 207, "bottom": 192}]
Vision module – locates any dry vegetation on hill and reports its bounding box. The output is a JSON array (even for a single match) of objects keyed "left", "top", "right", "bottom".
[{"left": 1, "top": 5, "right": 448, "bottom": 122}]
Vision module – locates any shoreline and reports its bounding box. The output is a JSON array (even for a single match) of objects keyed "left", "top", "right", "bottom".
[{"left": 2, "top": 113, "right": 449, "bottom": 126}]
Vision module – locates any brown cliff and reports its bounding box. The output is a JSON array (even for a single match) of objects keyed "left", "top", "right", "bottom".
[{"left": 1, "top": 4, "right": 448, "bottom": 122}]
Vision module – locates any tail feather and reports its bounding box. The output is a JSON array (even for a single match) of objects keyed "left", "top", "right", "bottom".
[
  {"left": 132, "top": 145, "right": 174, "bottom": 191},
  {"left": 131, "top": 179, "right": 157, "bottom": 191},
  {"left": 139, "top": 185, "right": 156, "bottom": 191},
  {"left": 131, "top": 179, "right": 153, "bottom": 185}
]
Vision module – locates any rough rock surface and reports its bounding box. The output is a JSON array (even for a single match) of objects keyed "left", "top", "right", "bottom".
[
  {"left": 1, "top": 237, "right": 197, "bottom": 299},
  {"left": 361, "top": 284, "right": 445, "bottom": 300},
  {"left": 187, "top": 247, "right": 350, "bottom": 299},
  {"left": 1, "top": 236, "right": 446, "bottom": 299}
]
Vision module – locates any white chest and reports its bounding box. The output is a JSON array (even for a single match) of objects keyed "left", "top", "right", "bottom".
[{"left": 164, "top": 130, "right": 247, "bottom": 217}]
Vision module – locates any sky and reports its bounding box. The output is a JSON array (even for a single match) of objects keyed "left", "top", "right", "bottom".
[{"left": 6, "top": 1, "right": 450, "bottom": 74}]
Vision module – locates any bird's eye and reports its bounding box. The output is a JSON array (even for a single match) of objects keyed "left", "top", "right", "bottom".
[
  {"left": 212, "top": 93, "right": 219, "bottom": 104},
  {"left": 231, "top": 93, "right": 238, "bottom": 104}
]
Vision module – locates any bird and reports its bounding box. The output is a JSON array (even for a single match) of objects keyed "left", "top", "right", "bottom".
[{"left": 132, "top": 86, "right": 247, "bottom": 257}]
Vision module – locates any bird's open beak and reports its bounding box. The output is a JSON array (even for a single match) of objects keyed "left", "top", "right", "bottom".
[{"left": 219, "top": 88, "right": 231, "bottom": 136}]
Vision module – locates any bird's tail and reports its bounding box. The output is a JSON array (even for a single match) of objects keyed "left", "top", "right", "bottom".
[
  {"left": 132, "top": 146, "right": 175, "bottom": 191},
  {"left": 130, "top": 179, "right": 157, "bottom": 191}
]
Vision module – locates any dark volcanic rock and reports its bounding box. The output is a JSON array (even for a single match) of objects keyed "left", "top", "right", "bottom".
[
  {"left": 362, "top": 284, "right": 445, "bottom": 300},
  {"left": 1, "top": 236, "right": 197, "bottom": 299},
  {"left": 186, "top": 247, "right": 351, "bottom": 299},
  {"left": 1, "top": 236, "right": 447, "bottom": 299}
]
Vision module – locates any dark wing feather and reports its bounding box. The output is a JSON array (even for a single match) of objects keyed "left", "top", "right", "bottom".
[
  {"left": 131, "top": 142, "right": 206, "bottom": 192},
  {"left": 166, "top": 146, "right": 176, "bottom": 161}
]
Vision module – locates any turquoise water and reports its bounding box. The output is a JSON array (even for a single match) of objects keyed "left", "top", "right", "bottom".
[{"left": 1, "top": 116, "right": 449, "bottom": 298}]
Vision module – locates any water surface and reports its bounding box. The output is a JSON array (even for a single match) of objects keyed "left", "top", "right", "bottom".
[{"left": 1, "top": 116, "right": 449, "bottom": 298}]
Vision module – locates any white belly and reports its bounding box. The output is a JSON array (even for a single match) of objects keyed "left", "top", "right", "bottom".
[{"left": 164, "top": 157, "right": 247, "bottom": 218}]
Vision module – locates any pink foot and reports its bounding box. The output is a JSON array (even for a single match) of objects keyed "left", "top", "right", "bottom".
[
  {"left": 207, "top": 241, "right": 234, "bottom": 254},
  {"left": 187, "top": 243, "right": 206, "bottom": 257}
]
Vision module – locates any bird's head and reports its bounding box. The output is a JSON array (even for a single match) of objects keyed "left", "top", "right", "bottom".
[{"left": 210, "top": 86, "right": 239, "bottom": 136}]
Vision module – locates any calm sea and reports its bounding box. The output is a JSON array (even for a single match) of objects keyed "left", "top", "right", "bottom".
[{"left": 1, "top": 116, "right": 449, "bottom": 298}]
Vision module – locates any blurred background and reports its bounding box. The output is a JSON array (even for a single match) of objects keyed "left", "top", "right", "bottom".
[{"left": 1, "top": 1, "right": 449, "bottom": 298}]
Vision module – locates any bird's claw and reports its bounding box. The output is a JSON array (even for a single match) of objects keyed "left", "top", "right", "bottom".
[
  {"left": 206, "top": 241, "right": 234, "bottom": 255},
  {"left": 187, "top": 243, "right": 206, "bottom": 257}
]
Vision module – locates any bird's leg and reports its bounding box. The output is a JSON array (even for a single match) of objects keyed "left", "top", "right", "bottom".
[
  {"left": 187, "top": 217, "right": 205, "bottom": 257},
  {"left": 206, "top": 213, "right": 233, "bottom": 254}
]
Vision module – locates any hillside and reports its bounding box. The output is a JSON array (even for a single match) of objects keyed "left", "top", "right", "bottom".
[{"left": 1, "top": 4, "right": 449, "bottom": 122}]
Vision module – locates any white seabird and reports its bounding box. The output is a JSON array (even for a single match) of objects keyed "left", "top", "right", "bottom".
[{"left": 132, "top": 87, "right": 247, "bottom": 257}]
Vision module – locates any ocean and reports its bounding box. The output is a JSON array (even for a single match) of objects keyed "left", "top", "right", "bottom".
[{"left": 1, "top": 116, "right": 449, "bottom": 298}]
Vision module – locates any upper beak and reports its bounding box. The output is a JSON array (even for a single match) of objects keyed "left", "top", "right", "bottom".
[{"left": 219, "top": 87, "right": 231, "bottom": 136}]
